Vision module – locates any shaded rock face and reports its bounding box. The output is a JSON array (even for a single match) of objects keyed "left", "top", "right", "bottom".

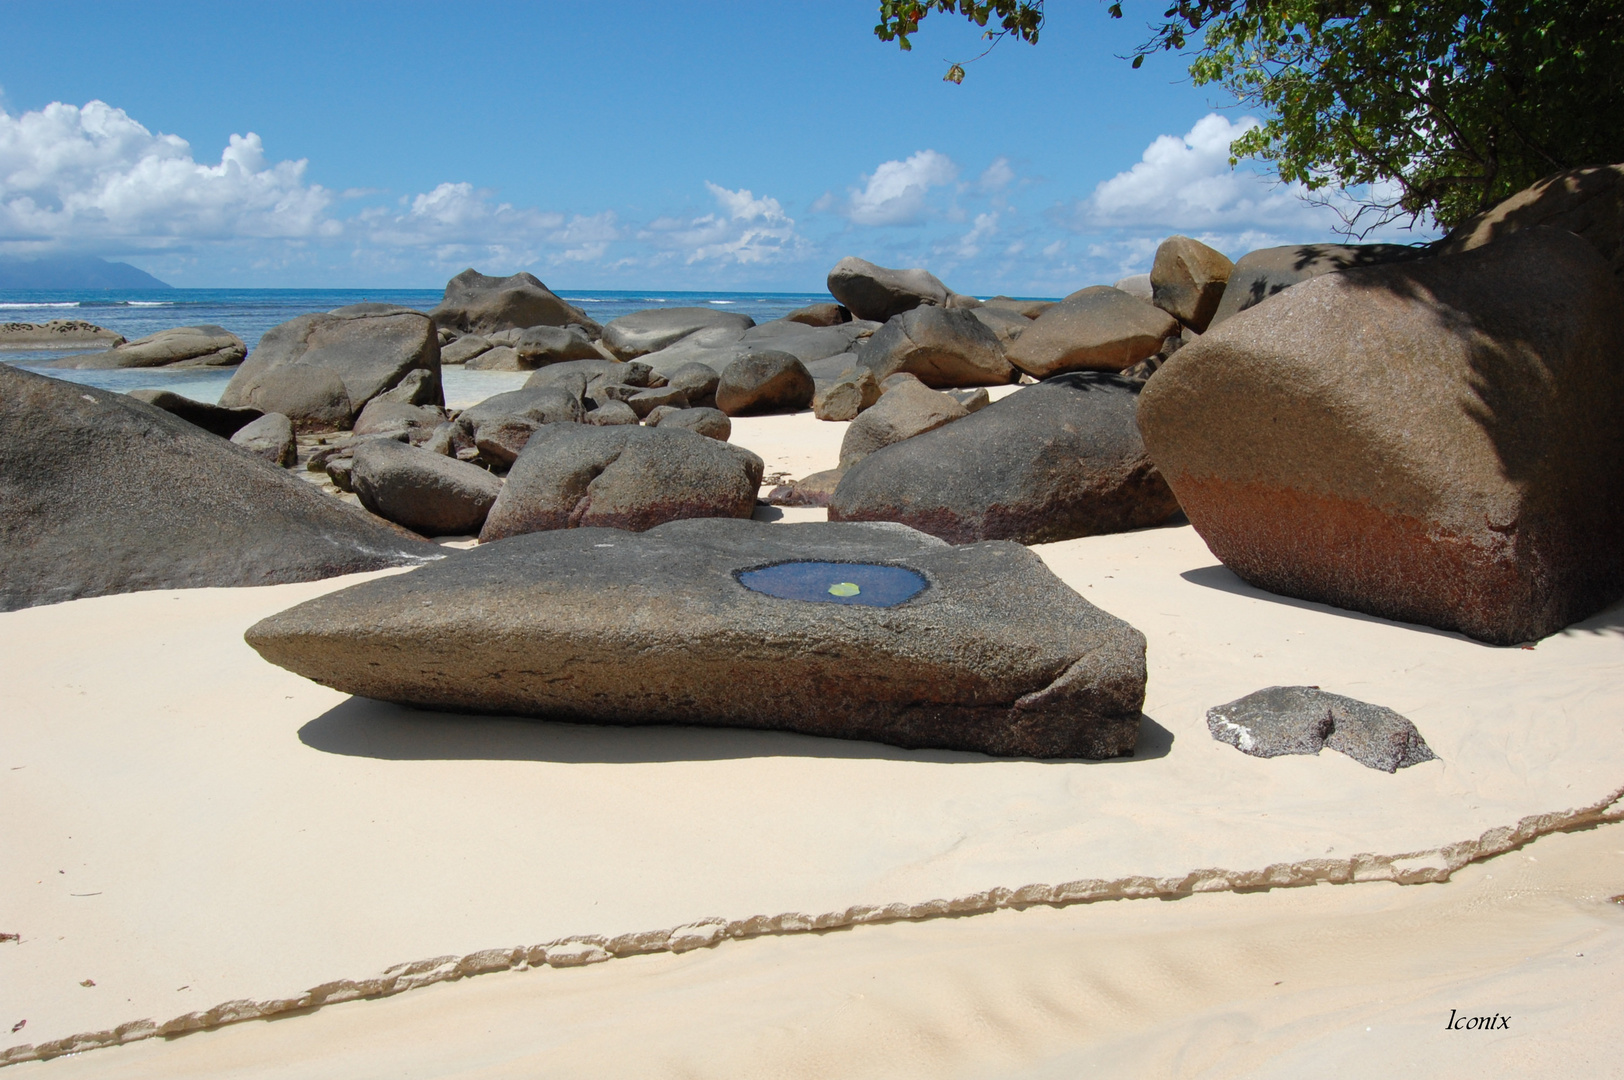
[
  {"left": 968, "top": 304, "right": 1032, "bottom": 345},
  {"left": 1004, "top": 287, "right": 1179, "bottom": 378},
  {"left": 1438, "top": 163, "right": 1624, "bottom": 278},
  {"left": 635, "top": 320, "right": 872, "bottom": 379},
  {"left": 831, "top": 373, "right": 1179, "bottom": 545},
  {"left": 220, "top": 308, "right": 441, "bottom": 429},
  {"left": 523, "top": 359, "right": 655, "bottom": 396},
  {"left": 238, "top": 367, "right": 354, "bottom": 433},
  {"left": 858, "top": 306, "right": 1013, "bottom": 388},
  {"left": 352, "top": 399, "right": 446, "bottom": 442},
  {"left": 647, "top": 405, "right": 731, "bottom": 441},
  {"left": 245, "top": 518, "right": 1149, "bottom": 759},
  {"left": 479, "top": 424, "right": 763, "bottom": 540},
  {"left": 350, "top": 440, "right": 502, "bottom": 537},
  {"left": 49, "top": 325, "right": 246, "bottom": 369},
  {"left": 230, "top": 412, "right": 296, "bottom": 466},
  {"left": 838, "top": 380, "right": 968, "bottom": 468},
  {"left": 813, "top": 369, "right": 881, "bottom": 421},
  {"left": 1137, "top": 227, "right": 1624, "bottom": 645},
  {"left": 440, "top": 335, "right": 492, "bottom": 365},
  {"left": 600, "top": 308, "right": 755, "bottom": 361},
  {"left": 1207, "top": 686, "right": 1436, "bottom": 773},
  {"left": 766, "top": 466, "right": 846, "bottom": 507},
  {"left": 124, "top": 389, "right": 262, "bottom": 438},
  {"left": 782, "top": 302, "right": 851, "bottom": 326},
  {"left": 826, "top": 257, "right": 950, "bottom": 322},
  {"left": 1150, "top": 236, "right": 1234, "bottom": 332},
  {"left": 430, "top": 269, "right": 601, "bottom": 337},
  {"left": 663, "top": 362, "right": 720, "bottom": 408},
  {"left": 0, "top": 366, "right": 436, "bottom": 611},
  {"left": 1207, "top": 243, "right": 1424, "bottom": 327},
  {"left": 715, "top": 351, "right": 815, "bottom": 416}
]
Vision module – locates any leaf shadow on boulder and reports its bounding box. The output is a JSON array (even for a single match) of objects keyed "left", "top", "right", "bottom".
[{"left": 296, "top": 696, "right": 1173, "bottom": 765}]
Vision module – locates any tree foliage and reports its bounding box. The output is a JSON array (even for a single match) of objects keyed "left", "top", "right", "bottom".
[{"left": 874, "top": 0, "right": 1624, "bottom": 231}]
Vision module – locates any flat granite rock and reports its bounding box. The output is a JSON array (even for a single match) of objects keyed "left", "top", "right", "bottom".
[
  {"left": 247, "top": 518, "right": 1149, "bottom": 759},
  {"left": 1206, "top": 685, "right": 1437, "bottom": 773}
]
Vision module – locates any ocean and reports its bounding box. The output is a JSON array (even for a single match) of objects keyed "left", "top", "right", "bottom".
[{"left": 0, "top": 287, "right": 837, "bottom": 404}]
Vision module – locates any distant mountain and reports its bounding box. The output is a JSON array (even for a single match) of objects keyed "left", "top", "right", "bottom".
[{"left": 0, "top": 255, "right": 172, "bottom": 290}]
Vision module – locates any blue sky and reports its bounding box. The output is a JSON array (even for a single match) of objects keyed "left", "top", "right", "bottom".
[{"left": 0, "top": 1, "right": 1433, "bottom": 293}]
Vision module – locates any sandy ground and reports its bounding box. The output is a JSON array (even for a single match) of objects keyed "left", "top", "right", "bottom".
[
  {"left": 22, "top": 821, "right": 1624, "bottom": 1079},
  {"left": 5, "top": 397, "right": 1623, "bottom": 1074}
]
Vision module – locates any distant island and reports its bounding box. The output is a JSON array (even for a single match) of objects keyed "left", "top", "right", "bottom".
[{"left": 0, "top": 255, "right": 172, "bottom": 290}]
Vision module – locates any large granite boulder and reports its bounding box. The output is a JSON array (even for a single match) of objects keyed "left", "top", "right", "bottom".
[
  {"left": 245, "top": 518, "right": 1149, "bottom": 759},
  {"left": 1207, "top": 243, "right": 1424, "bottom": 327},
  {"left": 831, "top": 373, "right": 1179, "bottom": 544},
  {"left": 1150, "top": 236, "right": 1234, "bottom": 332},
  {"left": 1137, "top": 227, "right": 1624, "bottom": 645},
  {"left": 646, "top": 405, "right": 732, "bottom": 441},
  {"left": 857, "top": 306, "right": 1013, "bottom": 388},
  {"left": 479, "top": 424, "right": 763, "bottom": 540},
  {"left": 351, "top": 440, "right": 503, "bottom": 537},
  {"left": 466, "top": 325, "right": 601, "bottom": 370},
  {"left": 124, "top": 389, "right": 262, "bottom": 438},
  {"left": 220, "top": 306, "right": 441, "bottom": 428},
  {"left": 0, "top": 366, "right": 435, "bottom": 611},
  {"left": 47, "top": 325, "right": 246, "bottom": 369},
  {"left": 429, "top": 269, "right": 601, "bottom": 337},
  {"left": 714, "top": 351, "right": 815, "bottom": 415},
  {"left": 826, "top": 257, "right": 950, "bottom": 322},
  {"left": 838, "top": 379, "right": 968, "bottom": 468},
  {"left": 600, "top": 308, "right": 755, "bottom": 361},
  {"left": 1437, "top": 163, "right": 1624, "bottom": 277},
  {"left": 1004, "top": 287, "right": 1179, "bottom": 378}
]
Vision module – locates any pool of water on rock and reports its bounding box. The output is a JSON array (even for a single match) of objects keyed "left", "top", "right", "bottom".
[{"left": 736, "top": 561, "right": 928, "bottom": 608}]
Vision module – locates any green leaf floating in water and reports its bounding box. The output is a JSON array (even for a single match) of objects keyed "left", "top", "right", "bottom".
[{"left": 828, "top": 582, "right": 861, "bottom": 597}]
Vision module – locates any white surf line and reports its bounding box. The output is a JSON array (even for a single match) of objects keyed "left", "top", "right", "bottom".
[{"left": 7, "top": 786, "right": 1623, "bottom": 1067}]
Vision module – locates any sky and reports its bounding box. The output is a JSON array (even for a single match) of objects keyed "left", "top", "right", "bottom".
[{"left": 0, "top": 1, "right": 1435, "bottom": 294}]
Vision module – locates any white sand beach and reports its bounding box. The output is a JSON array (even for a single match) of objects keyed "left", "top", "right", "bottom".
[{"left": 5, "top": 409, "right": 1623, "bottom": 1076}]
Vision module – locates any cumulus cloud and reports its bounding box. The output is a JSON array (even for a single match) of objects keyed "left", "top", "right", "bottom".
[
  {"left": 1075, "top": 113, "right": 1328, "bottom": 232},
  {"left": 820, "top": 150, "right": 960, "bottom": 227},
  {"left": 638, "top": 182, "right": 805, "bottom": 265},
  {"left": 0, "top": 100, "right": 334, "bottom": 249}
]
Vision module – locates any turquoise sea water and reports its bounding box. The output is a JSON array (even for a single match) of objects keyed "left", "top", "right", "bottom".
[{"left": 0, "top": 287, "right": 837, "bottom": 404}]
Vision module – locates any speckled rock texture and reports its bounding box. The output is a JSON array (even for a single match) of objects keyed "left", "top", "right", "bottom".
[
  {"left": 246, "top": 518, "right": 1148, "bottom": 759},
  {"left": 1137, "top": 227, "right": 1624, "bottom": 645},
  {"left": 831, "top": 373, "right": 1179, "bottom": 545},
  {"left": 0, "top": 366, "right": 435, "bottom": 611},
  {"left": 1206, "top": 686, "right": 1436, "bottom": 773}
]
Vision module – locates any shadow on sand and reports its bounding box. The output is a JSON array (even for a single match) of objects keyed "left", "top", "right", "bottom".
[
  {"left": 297, "top": 698, "right": 1175, "bottom": 766},
  {"left": 1180, "top": 563, "right": 1624, "bottom": 643}
]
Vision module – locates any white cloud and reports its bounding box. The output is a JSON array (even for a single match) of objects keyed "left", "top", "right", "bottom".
[
  {"left": 975, "top": 157, "right": 1015, "bottom": 194},
  {"left": 1077, "top": 113, "right": 1330, "bottom": 232},
  {"left": 637, "top": 182, "right": 805, "bottom": 265},
  {"left": 950, "top": 212, "right": 998, "bottom": 259},
  {"left": 824, "top": 150, "right": 960, "bottom": 227},
  {"left": 0, "top": 100, "right": 334, "bottom": 248}
]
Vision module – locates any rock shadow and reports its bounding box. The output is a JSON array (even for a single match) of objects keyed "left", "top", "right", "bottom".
[
  {"left": 297, "top": 697, "right": 1174, "bottom": 766},
  {"left": 1178, "top": 563, "right": 1502, "bottom": 645}
]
